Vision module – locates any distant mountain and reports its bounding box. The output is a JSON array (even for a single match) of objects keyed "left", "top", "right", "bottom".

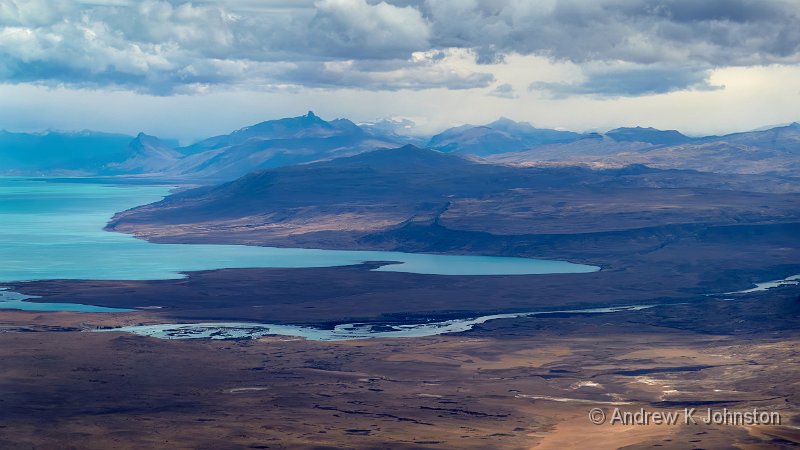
[
  {"left": 611, "top": 122, "right": 800, "bottom": 175},
  {"left": 159, "top": 111, "right": 403, "bottom": 181},
  {"left": 357, "top": 118, "right": 429, "bottom": 147},
  {"left": 605, "top": 126, "right": 695, "bottom": 145},
  {"left": 0, "top": 112, "right": 405, "bottom": 180},
  {"left": 0, "top": 130, "right": 135, "bottom": 175},
  {"left": 489, "top": 123, "right": 800, "bottom": 175},
  {"left": 4, "top": 117, "right": 798, "bottom": 178},
  {"left": 106, "top": 133, "right": 182, "bottom": 174},
  {"left": 708, "top": 122, "right": 800, "bottom": 151},
  {"left": 428, "top": 118, "right": 583, "bottom": 156},
  {"left": 489, "top": 134, "right": 655, "bottom": 163},
  {"left": 179, "top": 112, "right": 360, "bottom": 155}
]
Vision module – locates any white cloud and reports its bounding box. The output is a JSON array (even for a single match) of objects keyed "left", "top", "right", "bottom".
[
  {"left": 310, "top": 0, "right": 431, "bottom": 58},
  {"left": 0, "top": 0, "right": 799, "bottom": 138}
]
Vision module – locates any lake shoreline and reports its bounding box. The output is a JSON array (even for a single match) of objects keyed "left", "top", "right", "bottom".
[
  {"left": 0, "top": 177, "right": 599, "bottom": 287},
  {"left": 4, "top": 262, "right": 799, "bottom": 326}
]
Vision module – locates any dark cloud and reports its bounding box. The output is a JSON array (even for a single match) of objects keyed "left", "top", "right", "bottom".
[
  {"left": 0, "top": 0, "right": 798, "bottom": 95},
  {"left": 488, "top": 83, "right": 518, "bottom": 98},
  {"left": 530, "top": 65, "right": 724, "bottom": 97},
  {"left": 633, "top": 0, "right": 785, "bottom": 23},
  {"left": 473, "top": 46, "right": 506, "bottom": 65},
  {"left": 409, "top": 0, "right": 800, "bottom": 66}
]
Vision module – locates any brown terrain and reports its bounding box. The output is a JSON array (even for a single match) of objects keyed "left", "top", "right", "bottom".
[
  {"left": 486, "top": 123, "right": 800, "bottom": 176},
  {"left": 0, "top": 285, "right": 798, "bottom": 449},
  {"left": 104, "top": 147, "right": 800, "bottom": 258},
  {"left": 1, "top": 147, "right": 799, "bottom": 449}
]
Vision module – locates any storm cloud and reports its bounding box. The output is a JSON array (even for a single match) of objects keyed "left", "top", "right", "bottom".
[{"left": 0, "top": 0, "right": 798, "bottom": 95}]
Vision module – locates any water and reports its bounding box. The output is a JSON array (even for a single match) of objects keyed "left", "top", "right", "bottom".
[
  {"left": 718, "top": 274, "right": 800, "bottom": 294},
  {"left": 0, "top": 177, "right": 599, "bottom": 311},
  {"left": 95, "top": 305, "right": 656, "bottom": 341},
  {"left": 0, "top": 288, "right": 131, "bottom": 312}
]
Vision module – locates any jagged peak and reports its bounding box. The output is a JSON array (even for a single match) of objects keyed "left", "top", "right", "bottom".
[
  {"left": 135, "top": 132, "right": 163, "bottom": 141},
  {"left": 132, "top": 132, "right": 166, "bottom": 143}
]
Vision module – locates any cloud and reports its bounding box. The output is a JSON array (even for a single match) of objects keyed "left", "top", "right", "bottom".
[
  {"left": 285, "top": 59, "right": 494, "bottom": 91},
  {"left": 0, "top": 0, "right": 443, "bottom": 93},
  {"left": 530, "top": 64, "right": 724, "bottom": 97},
  {"left": 488, "top": 83, "right": 518, "bottom": 98},
  {"left": 0, "top": 0, "right": 798, "bottom": 95},
  {"left": 412, "top": 0, "right": 800, "bottom": 66},
  {"left": 309, "top": 0, "right": 431, "bottom": 59}
]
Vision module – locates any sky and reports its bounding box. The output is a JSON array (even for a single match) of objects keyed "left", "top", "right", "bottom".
[{"left": 1, "top": 0, "right": 799, "bottom": 143}]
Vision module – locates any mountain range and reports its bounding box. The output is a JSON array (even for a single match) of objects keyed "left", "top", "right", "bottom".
[
  {"left": 0, "top": 130, "right": 138, "bottom": 176},
  {"left": 161, "top": 112, "right": 402, "bottom": 180},
  {"left": 427, "top": 118, "right": 583, "bottom": 156},
  {"left": 0, "top": 112, "right": 401, "bottom": 181},
  {"left": 490, "top": 123, "right": 800, "bottom": 176},
  {"left": 107, "top": 144, "right": 800, "bottom": 252},
  {"left": 1, "top": 113, "right": 798, "bottom": 179}
]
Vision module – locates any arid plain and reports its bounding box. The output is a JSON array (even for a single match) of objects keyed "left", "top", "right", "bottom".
[
  {"left": 0, "top": 285, "right": 798, "bottom": 449},
  {"left": 2, "top": 126, "right": 799, "bottom": 450}
]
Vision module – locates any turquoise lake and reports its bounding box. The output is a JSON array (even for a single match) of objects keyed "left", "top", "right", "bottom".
[
  {"left": 0, "top": 177, "right": 599, "bottom": 281},
  {"left": 0, "top": 177, "right": 599, "bottom": 311}
]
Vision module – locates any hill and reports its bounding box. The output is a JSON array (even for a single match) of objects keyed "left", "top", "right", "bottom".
[
  {"left": 605, "top": 126, "right": 694, "bottom": 145},
  {"left": 107, "top": 145, "right": 800, "bottom": 254}
]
